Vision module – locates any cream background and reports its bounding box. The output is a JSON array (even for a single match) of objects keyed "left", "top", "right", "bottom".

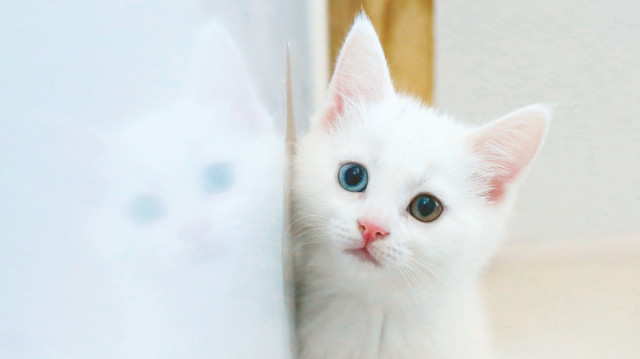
[
  {"left": 435, "top": 1, "right": 640, "bottom": 357},
  {"left": 435, "top": 0, "right": 639, "bottom": 244}
]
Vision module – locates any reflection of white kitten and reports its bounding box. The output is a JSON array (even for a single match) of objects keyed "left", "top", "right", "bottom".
[
  {"left": 293, "top": 15, "right": 549, "bottom": 359},
  {"left": 92, "top": 21, "right": 287, "bottom": 358}
]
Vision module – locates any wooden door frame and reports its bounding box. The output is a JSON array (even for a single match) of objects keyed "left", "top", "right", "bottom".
[{"left": 327, "top": 0, "right": 434, "bottom": 104}]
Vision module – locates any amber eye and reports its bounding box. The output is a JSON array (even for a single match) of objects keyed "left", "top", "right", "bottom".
[{"left": 408, "top": 194, "right": 443, "bottom": 222}]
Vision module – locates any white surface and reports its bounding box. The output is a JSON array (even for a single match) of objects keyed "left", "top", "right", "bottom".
[{"left": 484, "top": 239, "right": 640, "bottom": 358}]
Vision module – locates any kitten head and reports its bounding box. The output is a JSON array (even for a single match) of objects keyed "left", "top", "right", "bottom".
[
  {"left": 93, "top": 20, "right": 282, "bottom": 272},
  {"left": 294, "top": 15, "right": 549, "bottom": 283}
]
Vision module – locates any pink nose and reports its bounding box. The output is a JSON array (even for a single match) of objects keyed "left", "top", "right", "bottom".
[{"left": 358, "top": 220, "right": 389, "bottom": 246}]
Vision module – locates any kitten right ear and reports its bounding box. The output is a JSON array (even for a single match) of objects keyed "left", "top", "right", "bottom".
[
  {"left": 470, "top": 105, "right": 551, "bottom": 205},
  {"left": 318, "top": 14, "right": 394, "bottom": 130}
]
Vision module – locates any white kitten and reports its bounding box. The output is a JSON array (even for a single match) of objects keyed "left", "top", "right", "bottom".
[
  {"left": 91, "top": 21, "right": 288, "bottom": 358},
  {"left": 293, "top": 15, "right": 549, "bottom": 359}
]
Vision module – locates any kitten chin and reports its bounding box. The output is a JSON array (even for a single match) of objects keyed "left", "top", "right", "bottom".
[{"left": 293, "top": 14, "right": 549, "bottom": 359}]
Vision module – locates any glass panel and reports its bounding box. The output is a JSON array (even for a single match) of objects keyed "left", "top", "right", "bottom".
[{"left": 0, "top": 1, "right": 309, "bottom": 357}]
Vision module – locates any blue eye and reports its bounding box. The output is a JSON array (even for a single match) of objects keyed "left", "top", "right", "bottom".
[
  {"left": 408, "top": 194, "right": 443, "bottom": 222},
  {"left": 203, "top": 162, "right": 234, "bottom": 194},
  {"left": 128, "top": 194, "right": 164, "bottom": 225},
  {"left": 338, "top": 162, "right": 368, "bottom": 192}
]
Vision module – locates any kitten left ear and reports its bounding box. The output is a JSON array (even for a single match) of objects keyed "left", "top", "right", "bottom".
[
  {"left": 319, "top": 14, "right": 394, "bottom": 130},
  {"left": 470, "top": 105, "right": 551, "bottom": 205}
]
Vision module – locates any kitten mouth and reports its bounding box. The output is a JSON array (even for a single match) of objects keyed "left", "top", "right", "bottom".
[{"left": 345, "top": 247, "right": 379, "bottom": 266}]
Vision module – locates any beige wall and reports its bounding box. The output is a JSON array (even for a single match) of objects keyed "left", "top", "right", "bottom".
[{"left": 435, "top": 0, "right": 640, "bottom": 243}]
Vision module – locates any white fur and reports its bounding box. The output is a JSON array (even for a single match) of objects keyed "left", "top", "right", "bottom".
[
  {"left": 90, "top": 21, "right": 288, "bottom": 358},
  {"left": 293, "top": 14, "right": 549, "bottom": 359}
]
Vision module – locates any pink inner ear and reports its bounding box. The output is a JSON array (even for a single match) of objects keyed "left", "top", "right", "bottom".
[
  {"left": 320, "top": 15, "right": 393, "bottom": 130},
  {"left": 474, "top": 130, "right": 536, "bottom": 203},
  {"left": 485, "top": 160, "right": 525, "bottom": 203},
  {"left": 472, "top": 106, "right": 549, "bottom": 204},
  {"left": 323, "top": 91, "right": 345, "bottom": 131}
]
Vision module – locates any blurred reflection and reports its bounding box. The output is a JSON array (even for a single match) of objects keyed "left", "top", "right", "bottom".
[
  {"left": 91, "top": 20, "right": 286, "bottom": 358},
  {"left": 1, "top": 16, "right": 287, "bottom": 359}
]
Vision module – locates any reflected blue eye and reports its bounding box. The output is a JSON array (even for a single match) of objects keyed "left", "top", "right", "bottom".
[
  {"left": 203, "top": 162, "right": 234, "bottom": 194},
  {"left": 128, "top": 194, "right": 164, "bottom": 225},
  {"left": 338, "top": 162, "right": 368, "bottom": 192},
  {"left": 408, "top": 193, "right": 443, "bottom": 223}
]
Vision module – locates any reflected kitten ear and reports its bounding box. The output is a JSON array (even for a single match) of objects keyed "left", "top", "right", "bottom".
[
  {"left": 186, "top": 20, "right": 268, "bottom": 130},
  {"left": 318, "top": 14, "right": 394, "bottom": 130},
  {"left": 470, "top": 105, "right": 551, "bottom": 204}
]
